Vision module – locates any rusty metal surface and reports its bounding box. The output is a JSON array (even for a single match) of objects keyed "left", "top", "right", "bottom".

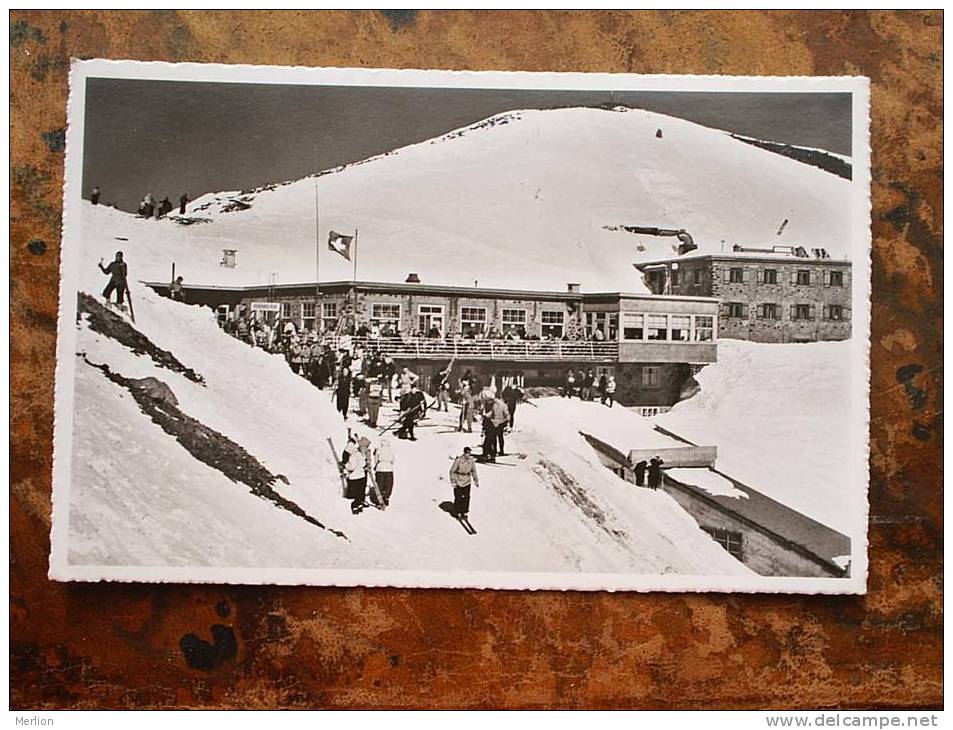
[{"left": 10, "top": 10, "right": 942, "bottom": 709}]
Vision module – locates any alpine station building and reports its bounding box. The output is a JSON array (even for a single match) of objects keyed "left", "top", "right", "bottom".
[
  {"left": 634, "top": 245, "right": 853, "bottom": 344},
  {"left": 149, "top": 278, "right": 721, "bottom": 412}
]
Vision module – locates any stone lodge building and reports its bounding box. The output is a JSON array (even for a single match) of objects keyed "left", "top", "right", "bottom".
[{"left": 635, "top": 246, "right": 853, "bottom": 343}]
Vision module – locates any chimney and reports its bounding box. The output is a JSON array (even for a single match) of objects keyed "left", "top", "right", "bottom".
[
  {"left": 567, "top": 283, "right": 581, "bottom": 294},
  {"left": 405, "top": 273, "right": 420, "bottom": 283}
]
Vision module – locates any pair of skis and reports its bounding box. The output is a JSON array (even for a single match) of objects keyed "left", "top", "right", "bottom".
[
  {"left": 454, "top": 514, "right": 477, "bottom": 535},
  {"left": 326, "top": 435, "right": 386, "bottom": 509}
]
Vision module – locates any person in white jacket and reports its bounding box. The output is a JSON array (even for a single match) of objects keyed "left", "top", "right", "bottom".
[{"left": 373, "top": 439, "right": 395, "bottom": 507}]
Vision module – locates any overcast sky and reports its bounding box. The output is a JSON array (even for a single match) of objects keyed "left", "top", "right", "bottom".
[{"left": 81, "top": 78, "right": 852, "bottom": 212}]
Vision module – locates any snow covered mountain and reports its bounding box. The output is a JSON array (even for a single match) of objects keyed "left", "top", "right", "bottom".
[{"left": 80, "top": 106, "right": 852, "bottom": 293}]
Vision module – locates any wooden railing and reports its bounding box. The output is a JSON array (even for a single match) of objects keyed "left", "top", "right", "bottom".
[{"left": 330, "top": 336, "right": 620, "bottom": 362}]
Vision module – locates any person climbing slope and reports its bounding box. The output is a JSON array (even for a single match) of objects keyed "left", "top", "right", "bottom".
[{"left": 98, "top": 251, "right": 128, "bottom": 306}]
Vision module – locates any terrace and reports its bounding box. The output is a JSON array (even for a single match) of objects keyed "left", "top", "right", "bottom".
[{"left": 328, "top": 336, "right": 620, "bottom": 362}]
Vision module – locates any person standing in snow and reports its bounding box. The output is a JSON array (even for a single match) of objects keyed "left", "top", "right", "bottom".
[
  {"left": 563, "top": 369, "right": 576, "bottom": 398},
  {"left": 157, "top": 197, "right": 173, "bottom": 218},
  {"left": 491, "top": 395, "right": 510, "bottom": 456},
  {"left": 98, "top": 251, "right": 128, "bottom": 306},
  {"left": 170, "top": 275, "right": 184, "bottom": 301},
  {"left": 373, "top": 438, "right": 395, "bottom": 507},
  {"left": 457, "top": 380, "right": 475, "bottom": 433},
  {"left": 90, "top": 186, "right": 100, "bottom": 205},
  {"left": 342, "top": 440, "right": 368, "bottom": 514},
  {"left": 179, "top": 193, "right": 189, "bottom": 215},
  {"left": 603, "top": 375, "right": 617, "bottom": 407},
  {"left": 449, "top": 446, "right": 480, "bottom": 519},
  {"left": 365, "top": 376, "right": 383, "bottom": 427},
  {"left": 335, "top": 365, "right": 352, "bottom": 420},
  {"left": 647, "top": 456, "right": 665, "bottom": 490},
  {"left": 501, "top": 383, "right": 524, "bottom": 429},
  {"left": 396, "top": 382, "right": 426, "bottom": 441},
  {"left": 634, "top": 459, "right": 648, "bottom": 487},
  {"left": 399, "top": 367, "right": 419, "bottom": 397}
]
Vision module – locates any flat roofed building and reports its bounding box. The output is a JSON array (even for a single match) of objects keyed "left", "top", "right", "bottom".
[
  {"left": 635, "top": 249, "right": 852, "bottom": 343},
  {"left": 147, "top": 278, "right": 721, "bottom": 410}
]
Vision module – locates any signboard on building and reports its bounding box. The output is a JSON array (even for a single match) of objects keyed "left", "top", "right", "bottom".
[{"left": 250, "top": 302, "right": 281, "bottom": 313}]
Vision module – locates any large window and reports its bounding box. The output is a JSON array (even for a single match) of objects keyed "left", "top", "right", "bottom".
[
  {"left": 302, "top": 301, "right": 316, "bottom": 331},
  {"left": 622, "top": 312, "right": 644, "bottom": 340},
  {"left": 792, "top": 303, "right": 814, "bottom": 321},
  {"left": 647, "top": 314, "right": 668, "bottom": 340},
  {"left": 762, "top": 269, "right": 778, "bottom": 285},
  {"left": 829, "top": 270, "right": 845, "bottom": 287},
  {"left": 726, "top": 302, "right": 746, "bottom": 319},
  {"left": 828, "top": 304, "right": 845, "bottom": 321},
  {"left": 541, "top": 310, "right": 564, "bottom": 338},
  {"left": 671, "top": 315, "right": 691, "bottom": 341},
  {"left": 460, "top": 306, "right": 487, "bottom": 336},
  {"left": 418, "top": 305, "right": 444, "bottom": 336},
  {"left": 501, "top": 308, "right": 527, "bottom": 336},
  {"left": 693, "top": 269, "right": 702, "bottom": 284},
  {"left": 796, "top": 269, "right": 811, "bottom": 285},
  {"left": 372, "top": 303, "right": 401, "bottom": 333},
  {"left": 321, "top": 301, "right": 338, "bottom": 331},
  {"left": 760, "top": 303, "right": 779, "bottom": 320},
  {"left": 280, "top": 302, "right": 293, "bottom": 319},
  {"left": 693, "top": 315, "right": 714, "bottom": 341},
  {"left": 729, "top": 267, "right": 744, "bottom": 284}
]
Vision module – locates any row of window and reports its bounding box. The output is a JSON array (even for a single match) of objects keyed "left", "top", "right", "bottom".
[
  {"left": 719, "top": 267, "right": 846, "bottom": 287},
  {"left": 620, "top": 313, "right": 715, "bottom": 342},
  {"left": 724, "top": 303, "right": 851, "bottom": 321}
]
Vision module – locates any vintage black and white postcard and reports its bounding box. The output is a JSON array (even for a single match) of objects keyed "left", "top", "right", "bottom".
[{"left": 51, "top": 62, "right": 870, "bottom": 592}]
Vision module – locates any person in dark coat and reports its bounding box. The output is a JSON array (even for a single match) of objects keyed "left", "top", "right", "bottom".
[
  {"left": 647, "top": 456, "right": 665, "bottom": 490},
  {"left": 157, "top": 197, "right": 173, "bottom": 218},
  {"left": 396, "top": 383, "right": 426, "bottom": 440},
  {"left": 170, "top": 276, "right": 184, "bottom": 301},
  {"left": 501, "top": 384, "right": 524, "bottom": 429},
  {"left": 98, "top": 251, "right": 128, "bottom": 305},
  {"left": 179, "top": 193, "right": 189, "bottom": 215},
  {"left": 90, "top": 186, "right": 100, "bottom": 205},
  {"left": 335, "top": 366, "right": 352, "bottom": 420},
  {"left": 634, "top": 459, "right": 648, "bottom": 487}
]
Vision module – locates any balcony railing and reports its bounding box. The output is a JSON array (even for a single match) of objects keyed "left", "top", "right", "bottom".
[{"left": 330, "top": 336, "right": 620, "bottom": 362}]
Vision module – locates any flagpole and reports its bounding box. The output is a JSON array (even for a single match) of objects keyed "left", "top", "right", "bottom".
[
  {"left": 352, "top": 228, "right": 358, "bottom": 333},
  {"left": 314, "top": 148, "right": 320, "bottom": 333}
]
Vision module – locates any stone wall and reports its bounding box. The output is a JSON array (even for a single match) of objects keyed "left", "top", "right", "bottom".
[{"left": 614, "top": 362, "right": 691, "bottom": 407}]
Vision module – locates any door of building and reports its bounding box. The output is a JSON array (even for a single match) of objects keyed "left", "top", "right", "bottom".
[{"left": 418, "top": 305, "right": 445, "bottom": 336}]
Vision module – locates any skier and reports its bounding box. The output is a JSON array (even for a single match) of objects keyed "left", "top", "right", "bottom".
[
  {"left": 634, "top": 459, "right": 648, "bottom": 487},
  {"left": 342, "top": 439, "right": 368, "bottom": 514},
  {"left": 335, "top": 365, "right": 352, "bottom": 420},
  {"left": 98, "top": 251, "right": 128, "bottom": 306},
  {"left": 647, "top": 456, "right": 665, "bottom": 490},
  {"left": 490, "top": 395, "right": 509, "bottom": 455},
  {"left": 501, "top": 383, "right": 524, "bottom": 429},
  {"left": 365, "top": 376, "right": 383, "bottom": 427},
  {"left": 170, "top": 275, "right": 184, "bottom": 301},
  {"left": 179, "top": 193, "right": 189, "bottom": 215},
  {"left": 372, "top": 438, "right": 395, "bottom": 507},
  {"left": 449, "top": 446, "right": 480, "bottom": 520},
  {"left": 457, "top": 380, "right": 475, "bottom": 433},
  {"left": 396, "top": 382, "right": 426, "bottom": 440},
  {"left": 90, "top": 186, "right": 100, "bottom": 205}
]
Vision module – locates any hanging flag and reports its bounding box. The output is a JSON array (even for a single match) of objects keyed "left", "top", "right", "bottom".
[{"left": 328, "top": 230, "right": 353, "bottom": 260}]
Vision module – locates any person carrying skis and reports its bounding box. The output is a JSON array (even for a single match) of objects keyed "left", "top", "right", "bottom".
[
  {"left": 449, "top": 446, "right": 480, "bottom": 519},
  {"left": 457, "top": 380, "right": 475, "bottom": 433},
  {"left": 396, "top": 382, "right": 426, "bottom": 440},
  {"left": 372, "top": 438, "right": 395, "bottom": 507},
  {"left": 647, "top": 456, "right": 665, "bottom": 490},
  {"left": 342, "top": 439, "right": 368, "bottom": 514},
  {"left": 335, "top": 365, "right": 352, "bottom": 420},
  {"left": 98, "top": 251, "right": 128, "bottom": 306}
]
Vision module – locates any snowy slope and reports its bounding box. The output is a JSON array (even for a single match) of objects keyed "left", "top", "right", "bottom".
[
  {"left": 655, "top": 339, "right": 853, "bottom": 534},
  {"left": 77, "top": 106, "right": 852, "bottom": 293},
  {"left": 62, "top": 227, "right": 751, "bottom": 578}
]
